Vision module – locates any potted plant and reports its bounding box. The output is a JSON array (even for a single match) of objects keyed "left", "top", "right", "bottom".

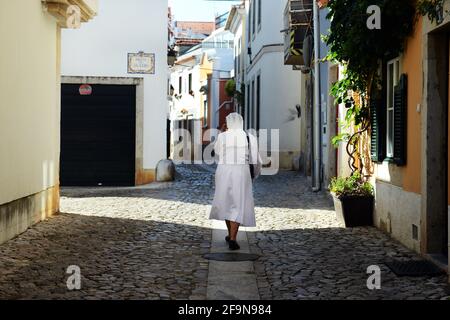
[
  {"left": 225, "top": 79, "right": 236, "bottom": 98},
  {"left": 329, "top": 173, "right": 374, "bottom": 227},
  {"left": 323, "top": 1, "right": 416, "bottom": 227}
]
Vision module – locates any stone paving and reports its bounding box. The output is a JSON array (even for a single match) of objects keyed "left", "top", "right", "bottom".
[
  {"left": 248, "top": 173, "right": 450, "bottom": 300},
  {"left": 0, "top": 164, "right": 449, "bottom": 300},
  {"left": 0, "top": 165, "right": 213, "bottom": 300}
]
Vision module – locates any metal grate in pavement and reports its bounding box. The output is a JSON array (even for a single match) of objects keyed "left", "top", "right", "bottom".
[
  {"left": 203, "top": 253, "right": 260, "bottom": 262},
  {"left": 385, "top": 259, "right": 446, "bottom": 277}
]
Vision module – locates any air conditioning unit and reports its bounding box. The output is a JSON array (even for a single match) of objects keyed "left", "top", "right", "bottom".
[{"left": 283, "top": 0, "right": 313, "bottom": 66}]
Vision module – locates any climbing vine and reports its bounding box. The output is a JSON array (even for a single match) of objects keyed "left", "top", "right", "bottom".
[
  {"left": 417, "top": 0, "right": 447, "bottom": 23},
  {"left": 325, "top": 0, "right": 416, "bottom": 176}
]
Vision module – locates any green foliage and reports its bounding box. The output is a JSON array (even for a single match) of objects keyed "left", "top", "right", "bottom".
[
  {"left": 332, "top": 132, "right": 351, "bottom": 147},
  {"left": 235, "top": 82, "right": 246, "bottom": 107},
  {"left": 325, "top": 0, "right": 416, "bottom": 85},
  {"left": 329, "top": 172, "right": 374, "bottom": 198},
  {"left": 329, "top": 68, "right": 371, "bottom": 129},
  {"left": 225, "top": 79, "right": 246, "bottom": 108},
  {"left": 225, "top": 79, "right": 236, "bottom": 98},
  {"left": 325, "top": 0, "right": 416, "bottom": 171},
  {"left": 417, "top": 0, "right": 446, "bottom": 23},
  {"left": 331, "top": 119, "right": 353, "bottom": 147}
]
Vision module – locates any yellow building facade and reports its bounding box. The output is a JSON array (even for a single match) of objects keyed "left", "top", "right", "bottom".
[{"left": 0, "top": 0, "right": 97, "bottom": 244}]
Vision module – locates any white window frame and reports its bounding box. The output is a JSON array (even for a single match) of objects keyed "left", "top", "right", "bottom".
[
  {"left": 256, "top": 71, "right": 261, "bottom": 131},
  {"left": 203, "top": 99, "right": 208, "bottom": 128},
  {"left": 251, "top": 77, "right": 256, "bottom": 129},
  {"left": 237, "top": 38, "right": 241, "bottom": 75},
  {"left": 252, "top": 0, "right": 256, "bottom": 39},
  {"left": 246, "top": 83, "right": 251, "bottom": 129},
  {"left": 248, "top": 1, "right": 252, "bottom": 41},
  {"left": 257, "top": 0, "right": 262, "bottom": 32},
  {"left": 386, "top": 57, "right": 401, "bottom": 159}
]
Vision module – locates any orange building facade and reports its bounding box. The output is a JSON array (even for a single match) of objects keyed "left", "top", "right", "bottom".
[
  {"left": 333, "top": 12, "right": 450, "bottom": 277},
  {"left": 364, "top": 14, "right": 449, "bottom": 273}
]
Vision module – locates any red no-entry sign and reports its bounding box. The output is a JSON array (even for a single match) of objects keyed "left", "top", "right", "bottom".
[{"left": 79, "top": 84, "right": 92, "bottom": 95}]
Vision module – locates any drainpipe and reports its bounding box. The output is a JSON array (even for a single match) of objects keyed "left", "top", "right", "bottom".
[{"left": 312, "top": 1, "right": 322, "bottom": 192}]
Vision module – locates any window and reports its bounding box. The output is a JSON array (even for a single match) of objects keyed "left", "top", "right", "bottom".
[
  {"left": 248, "top": 2, "right": 252, "bottom": 40},
  {"left": 178, "top": 76, "right": 182, "bottom": 94},
  {"left": 256, "top": 75, "right": 261, "bottom": 131},
  {"left": 258, "top": 0, "right": 262, "bottom": 28},
  {"left": 203, "top": 100, "right": 208, "bottom": 128},
  {"left": 251, "top": 79, "right": 255, "bottom": 129},
  {"left": 370, "top": 57, "right": 407, "bottom": 166},
  {"left": 252, "top": 0, "right": 256, "bottom": 36},
  {"left": 386, "top": 57, "right": 400, "bottom": 159},
  {"left": 235, "top": 46, "right": 238, "bottom": 77},
  {"left": 188, "top": 73, "right": 192, "bottom": 94},
  {"left": 238, "top": 39, "right": 241, "bottom": 73},
  {"left": 246, "top": 84, "right": 251, "bottom": 129}
]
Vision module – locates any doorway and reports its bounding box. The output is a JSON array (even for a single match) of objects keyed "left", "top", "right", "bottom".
[
  {"left": 422, "top": 30, "right": 449, "bottom": 266},
  {"left": 60, "top": 84, "right": 136, "bottom": 186}
]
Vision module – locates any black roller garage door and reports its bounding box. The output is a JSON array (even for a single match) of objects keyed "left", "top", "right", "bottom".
[{"left": 61, "top": 84, "right": 136, "bottom": 186}]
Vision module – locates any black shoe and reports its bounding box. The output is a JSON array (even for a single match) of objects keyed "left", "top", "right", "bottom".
[
  {"left": 225, "top": 236, "right": 230, "bottom": 243},
  {"left": 228, "top": 240, "right": 240, "bottom": 251}
]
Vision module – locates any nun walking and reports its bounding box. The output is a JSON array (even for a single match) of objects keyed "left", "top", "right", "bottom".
[{"left": 209, "top": 113, "right": 262, "bottom": 250}]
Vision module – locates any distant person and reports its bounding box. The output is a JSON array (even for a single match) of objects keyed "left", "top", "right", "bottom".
[
  {"left": 220, "top": 122, "right": 227, "bottom": 132},
  {"left": 209, "top": 113, "right": 262, "bottom": 250}
]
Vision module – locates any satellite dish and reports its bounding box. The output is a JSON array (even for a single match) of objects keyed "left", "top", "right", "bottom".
[{"left": 302, "top": 33, "right": 313, "bottom": 73}]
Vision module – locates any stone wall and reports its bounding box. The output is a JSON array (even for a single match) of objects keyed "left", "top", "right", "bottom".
[
  {"left": 375, "top": 180, "right": 421, "bottom": 253},
  {"left": 0, "top": 186, "right": 59, "bottom": 245}
]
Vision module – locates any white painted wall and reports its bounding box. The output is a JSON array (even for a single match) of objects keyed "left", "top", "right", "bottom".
[
  {"left": 172, "top": 29, "right": 234, "bottom": 131},
  {"left": 201, "top": 29, "right": 234, "bottom": 131},
  {"left": 375, "top": 181, "right": 422, "bottom": 253},
  {"left": 170, "top": 62, "right": 202, "bottom": 120},
  {"left": 248, "top": 0, "right": 286, "bottom": 55},
  {"left": 227, "top": 6, "right": 246, "bottom": 116},
  {"left": 61, "top": 0, "right": 168, "bottom": 169},
  {"left": 234, "top": 25, "right": 243, "bottom": 86},
  {"left": 246, "top": 0, "right": 302, "bottom": 167},
  {"left": 0, "top": 1, "right": 59, "bottom": 205},
  {"left": 247, "top": 52, "right": 302, "bottom": 152},
  {"left": 211, "top": 49, "right": 234, "bottom": 130}
]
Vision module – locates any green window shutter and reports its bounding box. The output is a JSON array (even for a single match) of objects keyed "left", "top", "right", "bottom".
[
  {"left": 370, "top": 94, "right": 386, "bottom": 162},
  {"left": 393, "top": 74, "right": 407, "bottom": 166}
]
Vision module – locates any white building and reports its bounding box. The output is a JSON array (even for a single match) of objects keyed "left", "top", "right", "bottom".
[
  {"left": 225, "top": 3, "right": 248, "bottom": 116},
  {"left": 245, "top": 0, "right": 304, "bottom": 170},
  {"left": 170, "top": 49, "right": 205, "bottom": 122},
  {"left": 61, "top": 0, "right": 168, "bottom": 186},
  {"left": 169, "top": 28, "right": 234, "bottom": 157}
]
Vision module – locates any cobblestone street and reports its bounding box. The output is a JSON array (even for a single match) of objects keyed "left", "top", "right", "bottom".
[{"left": 0, "top": 165, "right": 448, "bottom": 300}]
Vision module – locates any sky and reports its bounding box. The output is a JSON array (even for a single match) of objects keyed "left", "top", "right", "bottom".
[{"left": 169, "top": 0, "right": 241, "bottom": 22}]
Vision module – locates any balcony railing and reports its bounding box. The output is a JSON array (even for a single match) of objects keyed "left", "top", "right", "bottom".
[
  {"left": 215, "top": 11, "right": 229, "bottom": 29},
  {"left": 201, "top": 41, "right": 234, "bottom": 49},
  {"left": 283, "top": 0, "right": 313, "bottom": 66}
]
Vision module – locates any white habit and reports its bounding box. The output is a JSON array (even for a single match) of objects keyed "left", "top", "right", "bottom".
[{"left": 209, "top": 113, "right": 262, "bottom": 227}]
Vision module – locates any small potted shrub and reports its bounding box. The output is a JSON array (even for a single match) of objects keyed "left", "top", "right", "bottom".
[{"left": 329, "top": 173, "right": 374, "bottom": 227}]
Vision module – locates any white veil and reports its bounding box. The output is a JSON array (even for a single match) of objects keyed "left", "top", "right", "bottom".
[
  {"left": 214, "top": 113, "right": 262, "bottom": 178},
  {"left": 226, "top": 112, "right": 244, "bottom": 131}
]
